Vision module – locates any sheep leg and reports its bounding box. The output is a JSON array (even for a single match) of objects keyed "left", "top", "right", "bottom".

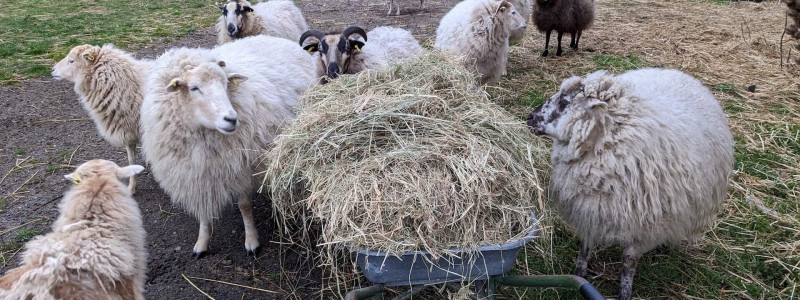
[
  {"left": 126, "top": 144, "right": 137, "bottom": 193},
  {"left": 619, "top": 246, "right": 641, "bottom": 300},
  {"left": 575, "top": 243, "right": 590, "bottom": 277},
  {"left": 556, "top": 31, "right": 563, "bottom": 56},
  {"left": 419, "top": 0, "right": 424, "bottom": 9},
  {"left": 387, "top": 1, "right": 393, "bottom": 15},
  {"left": 570, "top": 31, "right": 577, "bottom": 49},
  {"left": 575, "top": 30, "right": 583, "bottom": 50},
  {"left": 238, "top": 194, "right": 260, "bottom": 256},
  {"left": 541, "top": 30, "right": 551, "bottom": 57},
  {"left": 192, "top": 221, "right": 211, "bottom": 258}
]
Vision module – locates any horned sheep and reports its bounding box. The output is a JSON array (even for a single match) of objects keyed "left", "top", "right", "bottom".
[
  {"left": 51, "top": 44, "right": 151, "bottom": 193},
  {"left": 216, "top": 0, "right": 308, "bottom": 44},
  {"left": 300, "top": 26, "right": 423, "bottom": 81},
  {"left": 526, "top": 68, "right": 734, "bottom": 300},
  {"left": 140, "top": 35, "right": 317, "bottom": 256},
  {"left": 532, "top": 0, "right": 594, "bottom": 56},
  {"left": 0, "top": 159, "right": 146, "bottom": 300},
  {"left": 434, "top": 0, "right": 527, "bottom": 85}
]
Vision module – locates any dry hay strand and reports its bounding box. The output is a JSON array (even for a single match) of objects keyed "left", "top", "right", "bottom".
[{"left": 263, "top": 50, "right": 550, "bottom": 260}]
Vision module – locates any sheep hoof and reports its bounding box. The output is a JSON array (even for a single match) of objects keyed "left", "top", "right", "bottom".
[
  {"left": 570, "top": 45, "right": 578, "bottom": 50},
  {"left": 556, "top": 49, "right": 563, "bottom": 56},
  {"left": 246, "top": 247, "right": 260, "bottom": 257},
  {"left": 192, "top": 251, "right": 207, "bottom": 259},
  {"left": 575, "top": 266, "right": 587, "bottom": 278},
  {"left": 541, "top": 50, "right": 549, "bottom": 57}
]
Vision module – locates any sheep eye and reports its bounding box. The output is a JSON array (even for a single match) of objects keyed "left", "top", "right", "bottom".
[
  {"left": 190, "top": 86, "right": 200, "bottom": 91},
  {"left": 68, "top": 60, "right": 74, "bottom": 64}
]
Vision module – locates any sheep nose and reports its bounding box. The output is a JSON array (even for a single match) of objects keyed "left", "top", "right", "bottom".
[
  {"left": 227, "top": 24, "right": 237, "bottom": 35},
  {"left": 327, "top": 63, "right": 340, "bottom": 79},
  {"left": 223, "top": 116, "right": 237, "bottom": 126}
]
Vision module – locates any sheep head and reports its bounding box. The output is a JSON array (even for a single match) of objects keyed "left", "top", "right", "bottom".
[
  {"left": 300, "top": 26, "right": 368, "bottom": 80},
  {"left": 164, "top": 60, "right": 248, "bottom": 135},
  {"left": 527, "top": 71, "right": 614, "bottom": 142},
  {"left": 219, "top": 0, "right": 254, "bottom": 37},
  {"left": 52, "top": 44, "right": 101, "bottom": 82},
  {"left": 493, "top": 0, "right": 527, "bottom": 33},
  {"left": 65, "top": 159, "right": 144, "bottom": 185}
]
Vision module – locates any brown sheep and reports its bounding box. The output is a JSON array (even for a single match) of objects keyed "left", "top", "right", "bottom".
[{"left": 532, "top": 0, "right": 594, "bottom": 57}]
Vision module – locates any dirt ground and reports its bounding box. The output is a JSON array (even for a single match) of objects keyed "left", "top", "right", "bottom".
[{"left": 0, "top": 1, "right": 463, "bottom": 299}]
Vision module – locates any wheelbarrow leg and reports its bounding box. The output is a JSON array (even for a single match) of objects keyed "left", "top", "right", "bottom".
[
  {"left": 391, "top": 285, "right": 427, "bottom": 300},
  {"left": 345, "top": 284, "right": 386, "bottom": 300},
  {"left": 494, "top": 275, "right": 604, "bottom": 300}
]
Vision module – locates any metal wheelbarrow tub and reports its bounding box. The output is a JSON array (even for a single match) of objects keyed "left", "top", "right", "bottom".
[{"left": 350, "top": 214, "right": 539, "bottom": 286}]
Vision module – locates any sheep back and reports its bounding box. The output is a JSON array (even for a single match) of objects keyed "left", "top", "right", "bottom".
[
  {"left": 550, "top": 68, "right": 733, "bottom": 251},
  {"left": 532, "top": 0, "right": 594, "bottom": 34},
  {"left": 0, "top": 172, "right": 146, "bottom": 300},
  {"left": 141, "top": 36, "right": 316, "bottom": 223},
  {"left": 355, "top": 26, "right": 423, "bottom": 72}
]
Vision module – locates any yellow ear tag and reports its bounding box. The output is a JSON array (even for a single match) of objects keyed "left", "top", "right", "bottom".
[
  {"left": 354, "top": 45, "right": 361, "bottom": 52},
  {"left": 172, "top": 81, "right": 177, "bottom": 88},
  {"left": 306, "top": 46, "right": 315, "bottom": 53},
  {"left": 73, "top": 173, "right": 82, "bottom": 185},
  {"left": 86, "top": 55, "right": 94, "bottom": 61},
  {"left": 233, "top": 78, "right": 239, "bottom": 86}
]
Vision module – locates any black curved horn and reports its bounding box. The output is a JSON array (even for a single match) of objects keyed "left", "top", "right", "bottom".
[
  {"left": 299, "top": 30, "right": 326, "bottom": 46},
  {"left": 341, "top": 26, "right": 367, "bottom": 42}
]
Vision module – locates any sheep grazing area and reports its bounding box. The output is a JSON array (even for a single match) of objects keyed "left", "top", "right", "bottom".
[{"left": 0, "top": 0, "right": 798, "bottom": 299}]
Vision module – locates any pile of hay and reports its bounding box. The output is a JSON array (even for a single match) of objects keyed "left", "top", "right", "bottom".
[{"left": 262, "top": 50, "right": 549, "bottom": 256}]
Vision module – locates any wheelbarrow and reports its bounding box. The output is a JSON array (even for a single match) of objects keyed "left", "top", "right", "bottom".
[{"left": 344, "top": 215, "right": 604, "bottom": 300}]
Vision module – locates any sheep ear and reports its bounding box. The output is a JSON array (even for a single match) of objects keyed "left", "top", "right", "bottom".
[
  {"left": 243, "top": 6, "right": 254, "bottom": 13},
  {"left": 228, "top": 73, "right": 248, "bottom": 86},
  {"left": 64, "top": 172, "right": 80, "bottom": 184},
  {"left": 215, "top": 2, "right": 224, "bottom": 9},
  {"left": 496, "top": 1, "right": 511, "bottom": 13},
  {"left": 166, "top": 78, "right": 184, "bottom": 92},
  {"left": 588, "top": 98, "right": 608, "bottom": 110},
  {"left": 117, "top": 165, "right": 144, "bottom": 179},
  {"left": 303, "top": 44, "right": 319, "bottom": 53},
  {"left": 80, "top": 48, "right": 98, "bottom": 63},
  {"left": 349, "top": 40, "right": 365, "bottom": 53}
]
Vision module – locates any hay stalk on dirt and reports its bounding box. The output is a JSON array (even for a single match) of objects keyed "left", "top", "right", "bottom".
[{"left": 261, "top": 50, "right": 550, "bottom": 259}]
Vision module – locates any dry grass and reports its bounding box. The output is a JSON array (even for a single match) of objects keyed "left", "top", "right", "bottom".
[{"left": 496, "top": 0, "right": 800, "bottom": 298}]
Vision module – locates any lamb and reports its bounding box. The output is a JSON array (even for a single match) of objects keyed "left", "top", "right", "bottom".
[
  {"left": 140, "top": 35, "right": 317, "bottom": 257},
  {"left": 526, "top": 68, "right": 734, "bottom": 300},
  {"left": 434, "top": 0, "right": 527, "bottom": 85},
  {"left": 216, "top": 0, "right": 308, "bottom": 44},
  {"left": 532, "top": 0, "right": 594, "bottom": 57},
  {"left": 51, "top": 44, "right": 151, "bottom": 193},
  {"left": 508, "top": 0, "right": 532, "bottom": 43},
  {"left": 0, "top": 159, "right": 146, "bottom": 300},
  {"left": 299, "top": 26, "right": 423, "bottom": 81},
  {"left": 387, "top": 0, "right": 425, "bottom": 15}
]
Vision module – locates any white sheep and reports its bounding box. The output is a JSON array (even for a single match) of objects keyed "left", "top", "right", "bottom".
[
  {"left": 434, "top": 0, "right": 527, "bottom": 85},
  {"left": 508, "top": 0, "right": 532, "bottom": 43},
  {"left": 0, "top": 159, "right": 146, "bottom": 300},
  {"left": 526, "top": 68, "right": 734, "bottom": 300},
  {"left": 51, "top": 44, "right": 151, "bottom": 193},
  {"left": 299, "top": 26, "right": 423, "bottom": 81},
  {"left": 216, "top": 0, "right": 308, "bottom": 44},
  {"left": 140, "top": 35, "right": 317, "bottom": 256},
  {"left": 387, "top": 0, "right": 425, "bottom": 15}
]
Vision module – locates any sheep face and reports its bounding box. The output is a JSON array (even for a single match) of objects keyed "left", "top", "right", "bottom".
[
  {"left": 300, "top": 27, "right": 367, "bottom": 79},
  {"left": 164, "top": 61, "right": 248, "bottom": 135},
  {"left": 218, "top": 0, "right": 254, "bottom": 37},
  {"left": 501, "top": 1, "right": 528, "bottom": 33},
  {"left": 64, "top": 159, "right": 144, "bottom": 185},
  {"left": 52, "top": 45, "right": 100, "bottom": 82},
  {"left": 526, "top": 76, "right": 606, "bottom": 140}
]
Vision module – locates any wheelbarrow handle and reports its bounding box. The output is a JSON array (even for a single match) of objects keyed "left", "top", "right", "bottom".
[{"left": 493, "top": 274, "right": 605, "bottom": 300}]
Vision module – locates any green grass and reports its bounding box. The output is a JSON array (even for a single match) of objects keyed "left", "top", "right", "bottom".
[
  {"left": 13, "top": 229, "right": 40, "bottom": 243},
  {"left": 518, "top": 89, "right": 547, "bottom": 108},
  {"left": 0, "top": 198, "right": 6, "bottom": 211},
  {"left": 13, "top": 149, "right": 26, "bottom": 156},
  {"left": 590, "top": 54, "right": 645, "bottom": 72},
  {"left": 0, "top": 0, "right": 218, "bottom": 83}
]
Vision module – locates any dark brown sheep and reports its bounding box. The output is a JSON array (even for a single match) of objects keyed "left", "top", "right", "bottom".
[
  {"left": 532, "top": 0, "right": 594, "bottom": 57},
  {"left": 786, "top": 0, "right": 800, "bottom": 64}
]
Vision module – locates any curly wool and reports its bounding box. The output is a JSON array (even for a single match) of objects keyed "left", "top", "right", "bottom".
[{"left": 550, "top": 69, "right": 734, "bottom": 252}]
